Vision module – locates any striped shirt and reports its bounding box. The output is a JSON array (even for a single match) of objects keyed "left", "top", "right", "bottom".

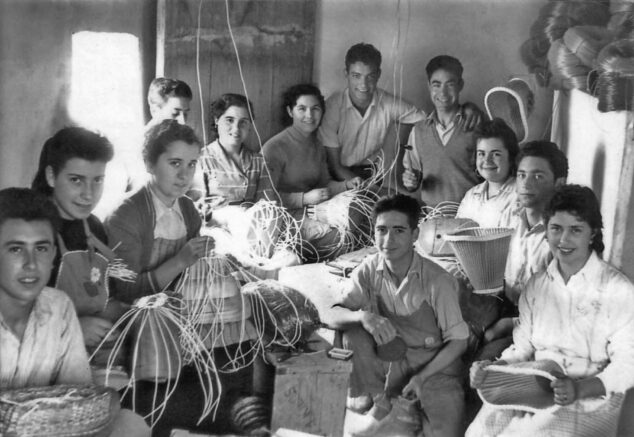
[
  {"left": 0, "top": 288, "right": 91, "bottom": 389},
  {"left": 195, "top": 140, "right": 277, "bottom": 206}
]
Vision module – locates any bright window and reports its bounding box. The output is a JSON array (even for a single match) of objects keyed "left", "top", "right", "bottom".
[{"left": 69, "top": 31, "right": 144, "bottom": 155}]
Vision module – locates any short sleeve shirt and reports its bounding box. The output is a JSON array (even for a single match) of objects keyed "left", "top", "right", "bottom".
[
  {"left": 318, "top": 88, "right": 426, "bottom": 167},
  {"left": 340, "top": 252, "right": 469, "bottom": 342}
]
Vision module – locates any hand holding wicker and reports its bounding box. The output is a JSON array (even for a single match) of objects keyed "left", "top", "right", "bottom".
[
  {"left": 470, "top": 360, "right": 493, "bottom": 389},
  {"left": 470, "top": 359, "right": 508, "bottom": 389},
  {"left": 303, "top": 188, "right": 331, "bottom": 206},
  {"left": 178, "top": 235, "right": 215, "bottom": 267},
  {"left": 345, "top": 177, "right": 363, "bottom": 190},
  {"left": 551, "top": 375, "right": 578, "bottom": 406}
]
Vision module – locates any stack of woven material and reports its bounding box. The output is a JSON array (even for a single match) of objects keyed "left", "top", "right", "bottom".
[{"left": 0, "top": 384, "right": 117, "bottom": 436}]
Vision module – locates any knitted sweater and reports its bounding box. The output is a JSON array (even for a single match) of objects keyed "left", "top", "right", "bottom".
[
  {"left": 262, "top": 126, "right": 347, "bottom": 209},
  {"left": 406, "top": 115, "right": 479, "bottom": 207},
  {"left": 104, "top": 186, "right": 201, "bottom": 303}
]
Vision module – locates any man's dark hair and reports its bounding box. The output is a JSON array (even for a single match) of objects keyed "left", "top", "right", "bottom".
[
  {"left": 517, "top": 140, "right": 569, "bottom": 180},
  {"left": 345, "top": 43, "right": 382, "bottom": 72},
  {"left": 425, "top": 55, "right": 464, "bottom": 81},
  {"left": 147, "top": 77, "right": 193, "bottom": 106},
  {"left": 0, "top": 188, "right": 61, "bottom": 234},
  {"left": 143, "top": 119, "right": 201, "bottom": 165},
  {"left": 373, "top": 194, "right": 421, "bottom": 230}
]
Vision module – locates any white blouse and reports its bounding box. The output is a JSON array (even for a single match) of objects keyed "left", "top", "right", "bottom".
[
  {"left": 500, "top": 252, "right": 634, "bottom": 395},
  {"left": 456, "top": 177, "right": 517, "bottom": 227}
]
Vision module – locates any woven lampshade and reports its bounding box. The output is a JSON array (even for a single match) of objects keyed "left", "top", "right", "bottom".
[
  {"left": 417, "top": 217, "right": 478, "bottom": 257},
  {"left": 485, "top": 77, "right": 535, "bottom": 143},
  {"left": 444, "top": 227, "right": 513, "bottom": 294}
]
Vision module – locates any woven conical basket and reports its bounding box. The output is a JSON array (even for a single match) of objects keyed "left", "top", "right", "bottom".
[{"left": 444, "top": 227, "right": 513, "bottom": 294}]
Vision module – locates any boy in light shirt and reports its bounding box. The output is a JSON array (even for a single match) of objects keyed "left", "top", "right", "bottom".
[{"left": 0, "top": 187, "right": 148, "bottom": 436}]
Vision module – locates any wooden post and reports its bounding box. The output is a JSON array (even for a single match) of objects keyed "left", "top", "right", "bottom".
[
  {"left": 155, "top": 0, "right": 166, "bottom": 77},
  {"left": 609, "top": 114, "right": 634, "bottom": 270}
]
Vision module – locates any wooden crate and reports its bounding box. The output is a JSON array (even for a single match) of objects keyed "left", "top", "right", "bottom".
[{"left": 269, "top": 350, "right": 353, "bottom": 437}]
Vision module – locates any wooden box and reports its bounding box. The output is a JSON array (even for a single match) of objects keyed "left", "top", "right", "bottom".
[{"left": 269, "top": 350, "right": 353, "bottom": 437}]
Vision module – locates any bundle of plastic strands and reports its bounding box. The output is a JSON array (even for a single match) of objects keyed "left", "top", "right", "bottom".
[
  {"left": 306, "top": 190, "right": 376, "bottom": 257},
  {"left": 608, "top": 0, "right": 634, "bottom": 38},
  {"left": 548, "top": 39, "right": 591, "bottom": 91},
  {"left": 521, "top": 0, "right": 610, "bottom": 86},
  {"left": 174, "top": 251, "right": 261, "bottom": 371},
  {"left": 563, "top": 25, "right": 614, "bottom": 68},
  {"left": 91, "top": 292, "right": 221, "bottom": 426},
  {"left": 176, "top": 249, "right": 245, "bottom": 325},
  {"left": 595, "top": 38, "right": 634, "bottom": 112},
  {"left": 242, "top": 279, "right": 321, "bottom": 350},
  {"left": 520, "top": 38, "right": 552, "bottom": 87},
  {"left": 306, "top": 154, "right": 384, "bottom": 255},
  {"left": 204, "top": 200, "right": 302, "bottom": 272},
  {"left": 244, "top": 199, "right": 302, "bottom": 263},
  {"left": 230, "top": 396, "right": 271, "bottom": 436}
]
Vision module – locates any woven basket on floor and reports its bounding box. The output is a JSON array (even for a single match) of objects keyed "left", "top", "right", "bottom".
[
  {"left": 477, "top": 360, "right": 563, "bottom": 413},
  {"left": 444, "top": 227, "right": 513, "bottom": 294},
  {"left": 0, "top": 384, "right": 116, "bottom": 437}
]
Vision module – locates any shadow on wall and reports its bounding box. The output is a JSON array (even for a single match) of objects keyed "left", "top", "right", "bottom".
[
  {"left": 592, "top": 143, "right": 606, "bottom": 206},
  {"left": 555, "top": 93, "right": 571, "bottom": 157}
]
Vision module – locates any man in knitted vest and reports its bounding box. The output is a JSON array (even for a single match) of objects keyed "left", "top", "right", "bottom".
[{"left": 402, "top": 55, "right": 481, "bottom": 207}]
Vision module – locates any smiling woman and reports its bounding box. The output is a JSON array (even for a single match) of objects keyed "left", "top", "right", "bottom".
[
  {"left": 467, "top": 185, "right": 634, "bottom": 436},
  {"left": 456, "top": 118, "right": 520, "bottom": 227},
  {"left": 262, "top": 83, "right": 365, "bottom": 262},
  {"left": 30, "top": 127, "right": 138, "bottom": 388}
]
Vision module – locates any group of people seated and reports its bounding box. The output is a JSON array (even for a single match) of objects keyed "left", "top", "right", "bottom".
[{"left": 0, "top": 39, "right": 632, "bottom": 437}]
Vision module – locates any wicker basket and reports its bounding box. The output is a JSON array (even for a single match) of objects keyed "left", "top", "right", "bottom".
[
  {"left": 485, "top": 77, "right": 534, "bottom": 143},
  {"left": 417, "top": 217, "right": 478, "bottom": 257},
  {"left": 477, "top": 360, "right": 562, "bottom": 413},
  {"left": 444, "top": 227, "right": 513, "bottom": 294},
  {"left": 0, "top": 384, "right": 116, "bottom": 437}
]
